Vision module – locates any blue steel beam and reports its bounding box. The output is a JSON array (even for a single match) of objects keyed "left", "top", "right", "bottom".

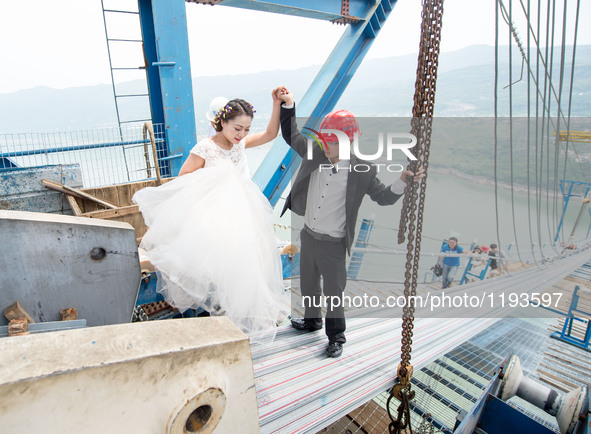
[
  {"left": 138, "top": 0, "right": 197, "bottom": 177},
  {"left": 551, "top": 286, "right": 591, "bottom": 352},
  {"left": 347, "top": 218, "right": 374, "bottom": 279},
  {"left": 188, "top": 0, "right": 369, "bottom": 22},
  {"left": 554, "top": 180, "right": 591, "bottom": 243},
  {"left": 251, "top": 0, "right": 399, "bottom": 205}
]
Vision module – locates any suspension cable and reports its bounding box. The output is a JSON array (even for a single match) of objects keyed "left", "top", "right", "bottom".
[
  {"left": 561, "top": 0, "right": 582, "bottom": 194},
  {"left": 525, "top": 0, "right": 541, "bottom": 267},
  {"left": 494, "top": 0, "right": 503, "bottom": 262},
  {"left": 520, "top": 0, "right": 589, "bottom": 180},
  {"left": 514, "top": 0, "right": 589, "bottom": 184},
  {"left": 542, "top": 0, "right": 560, "bottom": 254},
  {"left": 508, "top": 0, "right": 525, "bottom": 265},
  {"left": 535, "top": 0, "right": 545, "bottom": 261}
]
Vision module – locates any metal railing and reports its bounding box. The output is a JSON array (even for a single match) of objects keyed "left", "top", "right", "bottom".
[{"left": 0, "top": 123, "right": 167, "bottom": 188}]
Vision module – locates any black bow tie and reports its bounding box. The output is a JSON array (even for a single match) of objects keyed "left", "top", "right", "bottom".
[{"left": 329, "top": 159, "right": 337, "bottom": 174}]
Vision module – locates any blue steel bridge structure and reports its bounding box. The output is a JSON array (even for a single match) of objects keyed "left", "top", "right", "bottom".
[{"left": 111, "top": 0, "right": 399, "bottom": 206}]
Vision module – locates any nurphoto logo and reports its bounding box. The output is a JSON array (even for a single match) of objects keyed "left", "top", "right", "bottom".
[{"left": 303, "top": 127, "right": 417, "bottom": 173}]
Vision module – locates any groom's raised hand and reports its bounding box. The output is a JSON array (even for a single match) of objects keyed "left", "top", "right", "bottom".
[{"left": 276, "top": 87, "right": 294, "bottom": 106}]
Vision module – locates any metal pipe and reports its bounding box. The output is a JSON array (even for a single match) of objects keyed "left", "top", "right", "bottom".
[{"left": 0, "top": 138, "right": 164, "bottom": 158}]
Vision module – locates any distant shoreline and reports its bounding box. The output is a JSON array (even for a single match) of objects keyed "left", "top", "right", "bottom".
[{"left": 429, "top": 166, "right": 549, "bottom": 196}]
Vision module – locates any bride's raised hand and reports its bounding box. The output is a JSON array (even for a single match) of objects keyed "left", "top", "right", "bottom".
[
  {"left": 245, "top": 87, "right": 285, "bottom": 149},
  {"left": 272, "top": 86, "right": 286, "bottom": 105}
]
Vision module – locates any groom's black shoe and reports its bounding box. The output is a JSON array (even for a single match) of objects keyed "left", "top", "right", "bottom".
[
  {"left": 290, "top": 318, "right": 322, "bottom": 332},
  {"left": 326, "top": 341, "right": 343, "bottom": 358}
]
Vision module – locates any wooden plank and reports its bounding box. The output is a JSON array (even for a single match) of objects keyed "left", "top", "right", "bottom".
[
  {"left": 129, "top": 213, "right": 149, "bottom": 239},
  {"left": 537, "top": 369, "right": 578, "bottom": 389},
  {"left": 102, "top": 187, "right": 119, "bottom": 205},
  {"left": 116, "top": 184, "right": 132, "bottom": 207},
  {"left": 547, "top": 345, "right": 591, "bottom": 366},
  {"left": 42, "top": 179, "right": 118, "bottom": 209},
  {"left": 81, "top": 204, "right": 147, "bottom": 245},
  {"left": 78, "top": 178, "right": 174, "bottom": 210},
  {"left": 78, "top": 195, "right": 99, "bottom": 213},
  {"left": 87, "top": 186, "right": 119, "bottom": 205},
  {"left": 128, "top": 181, "right": 151, "bottom": 199},
  {"left": 75, "top": 186, "right": 121, "bottom": 212},
  {"left": 563, "top": 275, "right": 591, "bottom": 289},
  {"left": 8, "top": 318, "right": 29, "bottom": 336},
  {"left": 66, "top": 195, "right": 83, "bottom": 216},
  {"left": 41, "top": 179, "right": 93, "bottom": 201},
  {"left": 544, "top": 350, "right": 591, "bottom": 371},
  {"left": 82, "top": 204, "right": 141, "bottom": 219},
  {"left": 554, "top": 318, "right": 589, "bottom": 337},
  {"left": 537, "top": 374, "right": 571, "bottom": 393},
  {"left": 540, "top": 360, "right": 590, "bottom": 379},
  {"left": 346, "top": 399, "right": 390, "bottom": 433},
  {"left": 60, "top": 308, "right": 78, "bottom": 321},
  {"left": 4, "top": 301, "right": 35, "bottom": 324},
  {"left": 316, "top": 417, "right": 355, "bottom": 433},
  {"left": 66, "top": 183, "right": 119, "bottom": 209}
]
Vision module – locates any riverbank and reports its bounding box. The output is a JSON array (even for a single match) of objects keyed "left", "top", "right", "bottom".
[{"left": 428, "top": 166, "right": 577, "bottom": 199}]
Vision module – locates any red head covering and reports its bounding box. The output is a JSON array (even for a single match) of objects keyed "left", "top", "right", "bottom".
[{"left": 319, "top": 109, "right": 360, "bottom": 145}]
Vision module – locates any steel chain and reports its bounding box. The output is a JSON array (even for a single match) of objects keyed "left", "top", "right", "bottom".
[
  {"left": 387, "top": 1, "right": 444, "bottom": 430},
  {"left": 397, "top": 0, "right": 444, "bottom": 378},
  {"left": 416, "top": 414, "right": 436, "bottom": 434}
]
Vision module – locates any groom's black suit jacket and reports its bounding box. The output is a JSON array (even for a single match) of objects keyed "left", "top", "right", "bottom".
[{"left": 279, "top": 105, "right": 403, "bottom": 254}]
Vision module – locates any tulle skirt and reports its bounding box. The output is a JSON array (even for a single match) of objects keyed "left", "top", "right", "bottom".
[{"left": 133, "top": 163, "right": 287, "bottom": 344}]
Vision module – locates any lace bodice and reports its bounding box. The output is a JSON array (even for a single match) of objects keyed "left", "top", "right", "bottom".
[{"left": 190, "top": 138, "right": 250, "bottom": 178}]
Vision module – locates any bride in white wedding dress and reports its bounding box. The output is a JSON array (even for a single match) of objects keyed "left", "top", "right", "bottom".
[{"left": 133, "top": 87, "right": 288, "bottom": 344}]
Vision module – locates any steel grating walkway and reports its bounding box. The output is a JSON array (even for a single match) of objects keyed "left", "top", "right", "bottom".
[{"left": 251, "top": 245, "right": 591, "bottom": 433}]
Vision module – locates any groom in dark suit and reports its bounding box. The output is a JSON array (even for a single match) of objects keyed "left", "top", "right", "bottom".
[{"left": 278, "top": 90, "right": 424, "bottom": 358}]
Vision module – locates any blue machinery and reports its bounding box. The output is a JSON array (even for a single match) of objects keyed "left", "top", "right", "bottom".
[
  {"left": 134, "top": 0, "right": 399, "bottom": 199},
  {"left": 454, "top": 354, "right": 589, "bottom": 434}
]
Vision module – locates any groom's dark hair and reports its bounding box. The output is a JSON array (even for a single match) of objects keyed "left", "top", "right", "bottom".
[{"left": 213, "top": 98, "right": 255, "bottom": 132}]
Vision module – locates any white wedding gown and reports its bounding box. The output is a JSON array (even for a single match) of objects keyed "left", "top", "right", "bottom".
[{"left": 133, "top": 138, "right": 286, "bottom": 344}]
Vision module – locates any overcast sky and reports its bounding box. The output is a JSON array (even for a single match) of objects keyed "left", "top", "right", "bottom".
[{"left": 0, "top": 0, "right": 588, "bottom": 94}]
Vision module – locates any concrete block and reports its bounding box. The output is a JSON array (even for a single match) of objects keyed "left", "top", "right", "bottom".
[{"left": 0, "top": 317, "right": 260, "bottom": 433}]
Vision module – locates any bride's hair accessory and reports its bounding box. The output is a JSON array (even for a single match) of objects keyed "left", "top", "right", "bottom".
[{"left": 213, "top": 99, "right": 255, "bottom": 132}]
